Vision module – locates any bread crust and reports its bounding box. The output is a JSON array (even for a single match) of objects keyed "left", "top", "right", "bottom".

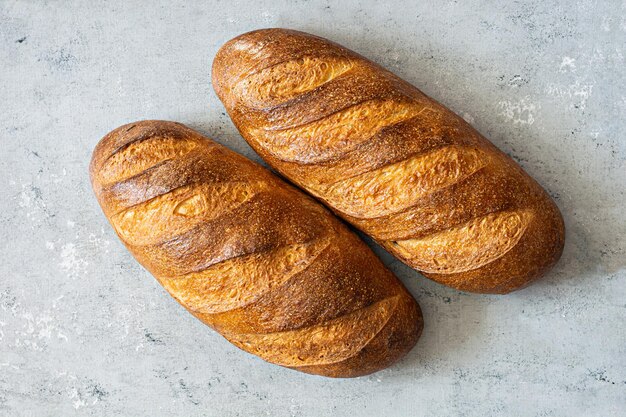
[
  {"left": 212, "top": 29, "right": 565, "bottom": 294},
  {"left": 90, "top": 120, "right": 422, "bottom": 377}
]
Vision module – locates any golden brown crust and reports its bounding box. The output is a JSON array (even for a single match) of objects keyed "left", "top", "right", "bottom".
[
  {"left": 90, "top": 120, "right": 422, "bottom": 377},
  {"left": 212, "top": 28, "right": 565, "bottom": 294}
]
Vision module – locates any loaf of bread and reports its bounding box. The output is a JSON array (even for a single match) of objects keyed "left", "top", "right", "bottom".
[
  {"left": 212, "top": 29, "right": 565, "bottom": 294},
  {"left": 90, "top": 120, "right": 422, "bottom": 377}
]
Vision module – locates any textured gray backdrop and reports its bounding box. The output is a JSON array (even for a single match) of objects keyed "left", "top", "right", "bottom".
[{"left": 1, "top": 1, "right": 625, "bottom": 416}]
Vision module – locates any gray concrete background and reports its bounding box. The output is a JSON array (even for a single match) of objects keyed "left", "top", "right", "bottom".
[{"left": 1, "top": 0, "right": 625, "bottom": 416}]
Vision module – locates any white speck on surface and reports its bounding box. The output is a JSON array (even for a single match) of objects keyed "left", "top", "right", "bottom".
[
  {"left": 52, "top": 295, "right": 64, "bottom": 308},
  {"left": 497, "top": 97, "right": 539, "bottom": 125},
  {"left": 17, "top": 184, "right": 48, "bottom": 223},
  {"left": 88, "top": 232, "right": 111, "bottom": 253},
  {"left": 70, "top": 388, "right": 87, "bottom": 410},
  {"left": 545, "top": 80, "right": 594, "bottom": 110},
  {"left": 559, "top": 56, "right": 576, "bottom": 72},
  {"left": 59, "top": 242, "right": 88, "bottom": 278},
  {"left": 18, "top": 187, "right": 32, "bottom": 208},
  {"left": 462, "top": 112, "right": 475, "bottom": 124},
  {"left": 36, "top": 315, "right": 54, "bottom": 339}
]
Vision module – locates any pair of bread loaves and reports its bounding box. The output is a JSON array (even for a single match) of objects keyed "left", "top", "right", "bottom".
[{"left": 90, "top": 29, "right": 564, "bottom": 378}]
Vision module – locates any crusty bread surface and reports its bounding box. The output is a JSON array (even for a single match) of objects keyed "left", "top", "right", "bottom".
[
  {"left": 90, "top": 120, "right": 422, "bottom": 377},
  {"left": 212, "top": 29, "right": 565, "bottom": 293}
]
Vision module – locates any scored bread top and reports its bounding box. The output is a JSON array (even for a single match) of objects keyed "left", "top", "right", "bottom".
[
  {"left": 212, "top": 28, "right": 565, "bottom": 294},
  {"left": 90, "top": 120, "right": 422, "bottom": 377}
]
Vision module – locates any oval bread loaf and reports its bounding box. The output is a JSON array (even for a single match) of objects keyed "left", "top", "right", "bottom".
[
  {"left": 90, "top": 120, "right": 422, "bottom": 378},
  {"left": 212, "top": 29, "right": 565, "bottom": 294}
]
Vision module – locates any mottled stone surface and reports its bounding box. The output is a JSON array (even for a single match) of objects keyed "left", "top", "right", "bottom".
[{"left": 0, "top": 1, "right": 624, "bottom": 416}]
